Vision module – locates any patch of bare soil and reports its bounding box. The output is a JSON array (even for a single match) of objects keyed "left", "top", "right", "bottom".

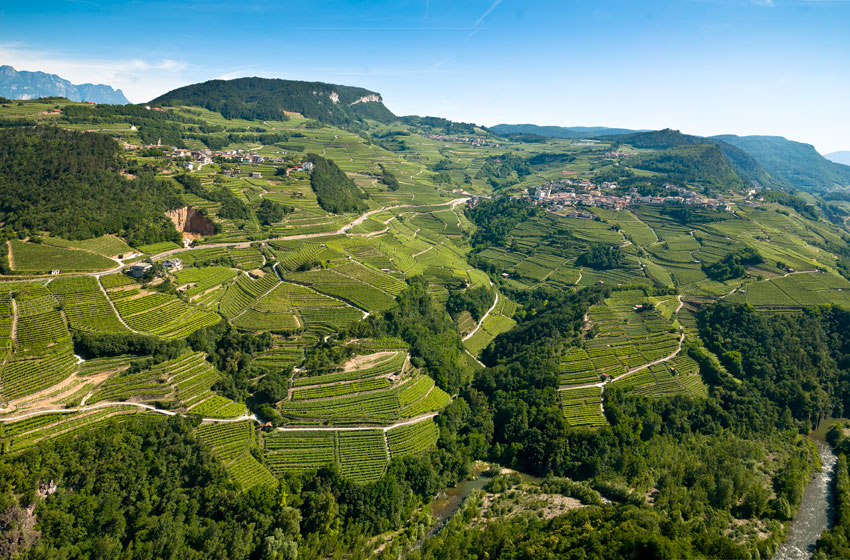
[{"left": 342, "top": 351, "right": 398, "bottom": 372}]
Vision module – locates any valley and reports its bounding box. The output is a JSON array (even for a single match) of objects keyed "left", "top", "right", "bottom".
[{"left": 1, "top": 79, "right": 850, "bottom": 559}]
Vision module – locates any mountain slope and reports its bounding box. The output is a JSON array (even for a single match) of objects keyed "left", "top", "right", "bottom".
[
  {"left": 490, "top": 123, "right": 643, "bottom": 138},
  {"left": 610, "top": 129, "right": 775, "bottom": 188},
  {"left": 711, "top": 135, "right": 850, "bottom": 192},
  {"left": 627, "top": 144, "right": 746, "bottom": 191},
  {"left": 825, "top": 151, "right": 850, "bottom": 167},
  {"left": 150, "top": 77, "right": 396, "bottom": 127},
  {"left": 0, "top": 65, "right": 129, "bottom": 104}
]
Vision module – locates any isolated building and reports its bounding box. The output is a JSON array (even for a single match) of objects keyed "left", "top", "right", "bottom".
[
  {"left": 161, "top": 258, "right": 183, "bottom": 272},
  {"left": 127, "top": 263, "right": 152, "bottom": 278}
]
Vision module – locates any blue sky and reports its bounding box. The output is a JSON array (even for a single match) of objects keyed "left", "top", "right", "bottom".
[{"left": 2, "top": 0, "right": 849, "bottom": 152}]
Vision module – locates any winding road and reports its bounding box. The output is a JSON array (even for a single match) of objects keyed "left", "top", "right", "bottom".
[
  {"left": 462, "top": 290, "right": 500, "bottom": 342},
  {"left": 559, "top": 296, "right": 686, "bottom": 392},
  {"left": 0, "top": 400, "right": 440, "bottom": 433}
]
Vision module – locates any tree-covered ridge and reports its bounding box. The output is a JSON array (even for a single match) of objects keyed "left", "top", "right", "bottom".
[
  {"left": 699, "top": 303, "right": 850, "bottom": 422},
  {"left": 610, "top": 128, "right": 775, "bottom": 188},
  {"left": 577, "top": 244, "right": 628, "bottom": 270},
  {"left": 713, "top": 134, "right": 850, "bottom": 193},
  {"left": 627, "top": 144, "right": 747, "bottom": 192},
  {"left": 474, "top": 153, "right": 531, "bottom": 189},
  {"left": 307, "top": 153, "right": 368, "bottom": 214},
  {"left": 466, "top": 198, "right": 540, "bottom": 248},
  {"left": 150, "top": 77, "right": 397, "bottom": 126},
  {"left": 0, "top": 126, "right": 182, "bottom": 244}
]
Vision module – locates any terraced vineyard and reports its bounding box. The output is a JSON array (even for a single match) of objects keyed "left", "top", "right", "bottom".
[
  {"left": 387, "top": 417, "right": 439, "bottom": 458},
  {"left": 282, "top": 267, "right": 397, "bottom": 313},
  {"left": 281, "top": 370, "right": 449, "bottom": 425},
  {"left": 0, "top": 406, "right": 142, "bottom": 453},
  {"left": 337, "top": 430, "right": 388, "bottom": 483},
  {"left": 87, "top": 352, "right": 246, "bottom": 416},
  {"left": 264, "top": 431, "right": 336, "bottom": 476},
  {"left": 108, "top": 286, "right": 221, "bottom": 338},
  {"left": 48, "top": 276, "right": 129, "bottom": 333},
  {"left": 559, "top": 387, "right": 607, "bottom": 428},
  {"left": 557, "top": 290, "right": 704, "bottom": 428},
  {"left": 197, "top": 421, "right": 277, "bottom": 489},
  {"left": 0, "top": 283, "right": 78, "bottom": 402}
]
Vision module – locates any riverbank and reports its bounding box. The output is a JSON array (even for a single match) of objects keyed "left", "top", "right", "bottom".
[{"left": 773, "top": 422, "right": 840, "bottom": 560}]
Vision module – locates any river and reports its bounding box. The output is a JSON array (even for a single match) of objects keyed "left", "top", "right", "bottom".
[{"left": 773, "top": 434, "right": 838, "bottom": 560}]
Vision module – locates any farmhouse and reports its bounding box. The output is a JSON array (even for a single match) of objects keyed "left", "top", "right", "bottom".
[
  {"left": 127, "top": 262, "right": 152, "bottom": 278},
  {"left": 162, "top": 258, "right": 183, "bottom": 272},
  {"left": 250, "top": 171, "right": 262, "bottom": 179}
]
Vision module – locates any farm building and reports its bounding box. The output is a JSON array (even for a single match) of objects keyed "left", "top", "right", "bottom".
[
  {"left": 162, "top": 258, "right": 183, "bottom": 272},
  {"left": 127, "top": 263, "right": 152, "bottom": 278}
]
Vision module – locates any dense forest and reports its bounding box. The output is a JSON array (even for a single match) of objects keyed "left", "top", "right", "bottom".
[
  {"left": 627, "top": 144, "right": 746, "bottom": 192},
  {"left": 466, "top": 198, "right": 540, "bottom": 248},
  {"left": 307, "top": 154, "right": 368, "bottom": 214},
  {"left": 474, "top": 153, "right": 531, "bottom": 188},
  {"left": 0, "top": 127, "right": 182, "bottom": 244},
  {"left": 699, "top": 303, "right": 850, "bottom": 422},
  {"left": 0, "top": 415, "right": 467, "bottom": 559}
]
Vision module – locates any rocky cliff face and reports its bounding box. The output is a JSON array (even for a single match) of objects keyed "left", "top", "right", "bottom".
[
  {"left": 166, "top": 207, "right": 215, "bottom": 239},
  {"left": 0, "top": 65, "right": 129, "bottom": 104}
]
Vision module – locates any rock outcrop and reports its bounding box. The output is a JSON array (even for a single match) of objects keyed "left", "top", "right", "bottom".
[{"left": 166, "top": 206, "right": 215, "bottom": 239}]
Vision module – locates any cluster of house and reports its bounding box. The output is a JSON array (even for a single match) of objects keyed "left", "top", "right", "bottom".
[
  {"left": 172, "top": 148, "right": 269, "bottom": 172},
  {"left": 526, "top": 181, "right": 733, "bottom": 212},
  {"left": 422, "top": 133, "right": 500, "bottom": 148}
]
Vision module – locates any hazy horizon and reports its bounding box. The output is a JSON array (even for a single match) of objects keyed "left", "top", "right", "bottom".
[{"left": 2, "top": 0, "right": 848, "bottom": 153}]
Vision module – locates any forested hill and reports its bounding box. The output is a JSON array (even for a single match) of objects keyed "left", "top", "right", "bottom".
[
  {"left": 0, "top": 126, "right": 182, "bottom": 244},
  {"left": 150, "top": 77, "right": 397, "bottom": 126},
  {"left": 712, "top": 134, "right": 850, "bottom": 193},
  {"left": 626, "top": 144, "right": 747, "bottom": 193},
  {"left": 489, "top": 123, "right": 643, "bottom": 138},
  {"left": 608, "top": 129, "right": 777, "bottom": 189}
]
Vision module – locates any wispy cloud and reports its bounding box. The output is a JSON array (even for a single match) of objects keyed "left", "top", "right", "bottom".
[
  {"left": 475, "top": 0, "right": 503, "bottom": 26},
  {"left": 752, "top": 0, "right": 775, "bottom": 6}
]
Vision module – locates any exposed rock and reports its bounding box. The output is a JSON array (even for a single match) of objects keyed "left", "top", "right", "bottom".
[
  {"left": 166, "top": 206, "right": 215, "bottom": 239},
  {"left": 0, "top": 503, "right": 40, "bottom": 557},
  {"left": 350, "top": 94, "right": 381, "bottom": 106}
]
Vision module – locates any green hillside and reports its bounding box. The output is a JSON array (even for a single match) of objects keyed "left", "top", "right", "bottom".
[
  {"left": 150, "top": 77, "right": 397, "bottom": 127},
  {"left": 627, "top": 144, "right": 746, "bottom": 191},
  {"left": 712, "top": 134, "right": 850, "bottom": 192},
  {"left": 611, "top": 129, "right": 776, "bottom": 188},
  {"left": 2, "top": 91, "right": 850, "bottom": 560}
]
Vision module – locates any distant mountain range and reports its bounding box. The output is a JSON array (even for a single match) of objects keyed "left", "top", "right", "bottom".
[
  {"left": 150, "top": 77, "right": 396, "bottom": 127},
  {"left": 5, "top": 65, "right": 847, "bottom": 193},
  {"left": 493, "top": 123, "right": 850, "bottom": 192},
  {"left": 489, "top": 123, "right": 645, "bottom": 138},
  {"left": 0, "top": 65, "right": 129, "bottom": 104},
  {"left": 825, "top": 151, "right": 850, "bottom": 166}
]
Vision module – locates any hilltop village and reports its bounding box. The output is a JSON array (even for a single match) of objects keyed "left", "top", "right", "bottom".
[{"left": 524, "top": 178, "right": 738, "bottom": 214}]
